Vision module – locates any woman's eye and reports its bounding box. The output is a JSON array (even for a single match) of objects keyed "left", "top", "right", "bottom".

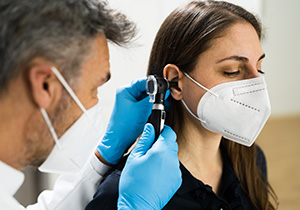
[{"left": 224, "top": 71, "right": 240, "bottom": 77}]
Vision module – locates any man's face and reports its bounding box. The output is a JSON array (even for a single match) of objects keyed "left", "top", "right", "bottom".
[
  {"left": 24, "top": 34, "right": 110, "bottom": 167},
  {"left": 55, "top": 33, "right": 111, "bottom": 135},
  {"left": 73, "top": 33, "right": 111, "bottom": 110}
]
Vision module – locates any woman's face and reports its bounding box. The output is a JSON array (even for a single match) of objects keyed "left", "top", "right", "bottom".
[{"left": 182, "top": 22, "right": 265, "bottom": 117}]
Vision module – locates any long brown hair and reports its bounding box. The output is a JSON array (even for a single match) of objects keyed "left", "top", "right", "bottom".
[{"left": 147, "top": 1, "right": 278, "bottom": 209}]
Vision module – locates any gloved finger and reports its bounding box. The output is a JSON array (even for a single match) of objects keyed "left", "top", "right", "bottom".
[
  {"left": 164, "top": 98, "right": 171, "bottom": 112},
  {"left": 159, "top": 125, "right": 177, "bottom": 143},
  {"left": 137, "top": 96, "right": 153, "bottom": 117},
  {"left": 164, "top": 89, "right": 170, "bottom": 100},
  {"left": 126, "top": 77, "right": 148, "bottom": 101},
  {"left": 151, "top": 125, "right": 178, "bottom": 154},
  {"left": 130, "top": 123, "right": 155, "bottom": 158},
  {"left": 164, "top": 101, "right": 171, "bottom": 112},
  {"left": 163, "top": 90, "right": 171, "bottom": 111}
]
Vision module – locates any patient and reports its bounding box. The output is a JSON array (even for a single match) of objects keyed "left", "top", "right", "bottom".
[{"left": 86, "top": 1, "right": 278, "bottom": 209}]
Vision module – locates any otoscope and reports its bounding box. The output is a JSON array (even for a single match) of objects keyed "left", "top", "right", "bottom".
[{"left": 146, "top": 75, "right": 178, "bottom": 140}]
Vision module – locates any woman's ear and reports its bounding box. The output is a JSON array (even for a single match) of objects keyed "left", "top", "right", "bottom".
[
  {"left": 163, "top": 64, "right": 184, "bottom": 101},
  {"left": 28, "top": 60, "right": 62, "bottom": 109}
]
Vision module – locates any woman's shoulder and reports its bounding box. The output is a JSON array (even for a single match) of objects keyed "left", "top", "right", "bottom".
[{"left": 85, "top": 156, "right": 128, "bottom": 210}]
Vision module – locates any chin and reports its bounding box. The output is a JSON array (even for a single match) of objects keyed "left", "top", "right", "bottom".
[{"left": 25, "top": 145, "right": 53, "bottom": 169}]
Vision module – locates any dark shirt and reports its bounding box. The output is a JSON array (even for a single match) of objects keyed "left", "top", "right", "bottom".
[{"left": 86, "top": 145, "right": 267, "bottom": 210}]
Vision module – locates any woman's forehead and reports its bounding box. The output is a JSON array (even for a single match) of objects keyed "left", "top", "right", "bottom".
[{"left": 197, "top": 22, "right": 263, "bottom": 64}]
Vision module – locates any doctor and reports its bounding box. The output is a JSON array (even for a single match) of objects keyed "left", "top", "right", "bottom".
[{"left": 0, "top": 0, "right": 182, "bottom": 209}]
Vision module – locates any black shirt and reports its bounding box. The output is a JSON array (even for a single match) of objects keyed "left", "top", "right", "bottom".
[{"left": 85, "top": 145, "right": 267, "bottom": 210}]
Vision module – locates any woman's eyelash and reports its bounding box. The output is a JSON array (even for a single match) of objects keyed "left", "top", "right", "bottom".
[
  {"left": 224, "top": 70, "right": 265, "bottom": 76},
  {"left": 224, "top": 71, "right": 240, "bottom": 76}
]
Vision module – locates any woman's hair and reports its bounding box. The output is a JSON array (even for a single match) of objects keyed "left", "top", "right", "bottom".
[{"left": 147, "top": 1, "right": 278, "bottom": 209}]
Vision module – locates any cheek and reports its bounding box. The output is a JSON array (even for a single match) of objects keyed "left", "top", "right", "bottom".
[
  {"left": 78, "top": 88, "right": 99, "bottom": 110},
  {"left": 51, "top": 93, "right": 83, "bottom": 137},
  {"left": 22, "top": 111, "right": 55, "bottom": 167},
  {"left": 71, "top": 77, "right": 99, "bottom": 110},
  {"left": 182, "top": 82, "right": 207, "bottom": 116}
]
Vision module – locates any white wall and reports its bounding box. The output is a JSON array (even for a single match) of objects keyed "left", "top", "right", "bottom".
[{"left": 262, "top": 0, "right": 300, "bottom": 116}]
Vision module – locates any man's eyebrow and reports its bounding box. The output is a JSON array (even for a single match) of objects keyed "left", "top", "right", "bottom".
[{"left": 216, "top": 53, "right": 266, "bottom": 64}]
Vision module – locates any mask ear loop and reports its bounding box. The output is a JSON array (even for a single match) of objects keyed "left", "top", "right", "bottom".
[
  {"left": 40, "top": 66, "right": 89, "bottom": 149},
  {"left": 51, "top": 67, "right": 87, "bottom": 114},
  {"left": 40, "top": 108, "right": 62, "bottom": 149},
  {"left": 181, "top": 99, "right": 206, "bottom": 124},
  {"left": 51, "top": 66, "right": 100, "bottom": 131},
  {"left": 181, "top": 72, "right": 219, "bottom": 124},
  {"left": 183, "top": 72, "right": 219, "bottom": 97}
]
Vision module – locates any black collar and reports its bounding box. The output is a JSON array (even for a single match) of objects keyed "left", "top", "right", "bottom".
[{"left": 176, "top": 145, "right": 240, "bottom": 197}]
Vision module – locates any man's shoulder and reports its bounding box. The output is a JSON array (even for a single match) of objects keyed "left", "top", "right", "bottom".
[
  {"left": 85, "top": 156, "right": 128, "bottom": 210},
  {"left": 0, "top": 187, "right": 23, "bottom": 210}
]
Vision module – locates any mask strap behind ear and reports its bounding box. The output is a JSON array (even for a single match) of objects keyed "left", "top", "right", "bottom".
[
  {"left": 183, "top": 72, "right": 218, "bottom": 97},
  {"left": 40, "top": 108, "right": 62, "bottom": 149},
  {"left": 181, "top": 99, "right": 206, "bottom": 124},
  {"left": 51, "top": 66, "right": 87, "bottom": 113}
]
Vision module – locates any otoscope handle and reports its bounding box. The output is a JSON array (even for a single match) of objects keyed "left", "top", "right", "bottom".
[{"left": 148, "top": 104, "right": 166, "bottom": 140}]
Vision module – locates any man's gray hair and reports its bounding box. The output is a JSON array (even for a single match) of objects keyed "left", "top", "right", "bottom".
[{"left": 0, "top": 0, "right": 136, "bottom": 89}]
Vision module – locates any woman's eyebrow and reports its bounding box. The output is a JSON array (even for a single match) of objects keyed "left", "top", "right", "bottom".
[
  {"left": 216, "top": 53, "right": 266, "bottom": 64},
  {"left": 217, "top": 55, "right": 248, "bottom": 63}
]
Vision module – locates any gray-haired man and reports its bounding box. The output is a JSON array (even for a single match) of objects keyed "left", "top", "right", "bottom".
[{"left": 0, "top": 0, "right": 182, "bottom": 209}]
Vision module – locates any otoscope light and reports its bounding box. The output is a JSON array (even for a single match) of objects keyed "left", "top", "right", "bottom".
[
  {"left": 146, "top": 75, "right": 178, "bottom": 103},
  {"left": 146, "top": 75, "right": 158, "bottom": 102}
]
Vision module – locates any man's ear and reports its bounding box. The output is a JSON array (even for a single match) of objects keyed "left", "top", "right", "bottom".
[
  {"left": 28, "top": 63, "right": 62, "bottom": 109},
  {"left": 163, "top": 64, "right": 184, "bottom": 101}
]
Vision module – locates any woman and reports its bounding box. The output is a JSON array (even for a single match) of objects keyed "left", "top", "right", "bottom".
[{"left": 86, "top": 1, "right": 278, "bottom": 209}]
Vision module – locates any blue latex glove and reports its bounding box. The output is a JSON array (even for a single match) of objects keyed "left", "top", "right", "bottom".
[
  {"left": 118, "top": 123, "right": 182, "bottom": 210},
  {"left": 164, "top": 89, "right": 171, "bottom": 112},
  {"left": 97, "top": 78, "right": 153, "bottom": 164}
]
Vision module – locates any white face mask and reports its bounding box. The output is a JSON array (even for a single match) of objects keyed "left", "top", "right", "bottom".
[
  {"left": 38, "top": 67, "right": 104, "bottom": 174},
  {"left": 181, "top": 73, "right": 271, "bottom": 147}
]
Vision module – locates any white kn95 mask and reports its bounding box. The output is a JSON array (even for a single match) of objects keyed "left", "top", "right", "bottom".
[
  {"left": 39, "top": 67, "right": 105, "bottom": 174},
  {"left": 181, "top": 72, "right": 271, "bottom": 147}
]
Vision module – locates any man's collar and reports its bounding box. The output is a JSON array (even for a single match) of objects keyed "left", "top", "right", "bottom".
[{"left": 0, "top": 161, "right": 24, "bottom": 196}]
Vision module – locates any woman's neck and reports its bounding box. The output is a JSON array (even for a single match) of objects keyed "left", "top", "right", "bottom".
[{"left": 177, "top": 113, "right": 223, "bottom": 194}]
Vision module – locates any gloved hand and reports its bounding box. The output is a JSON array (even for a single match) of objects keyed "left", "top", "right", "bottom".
[
  {"left": 97, "top": 78, "right": 153, "bottom": 165},
  {"left": 118, "top": 123, "right": 182, "bottom": 210}
]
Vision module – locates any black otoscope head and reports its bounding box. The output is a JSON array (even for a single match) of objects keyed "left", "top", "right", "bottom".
[
  {"left": 146, "top": 75, "right": 178, "bottom": 140},
  {"left": 146, "top": 75, "right": 178, "bottom": 104}
]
